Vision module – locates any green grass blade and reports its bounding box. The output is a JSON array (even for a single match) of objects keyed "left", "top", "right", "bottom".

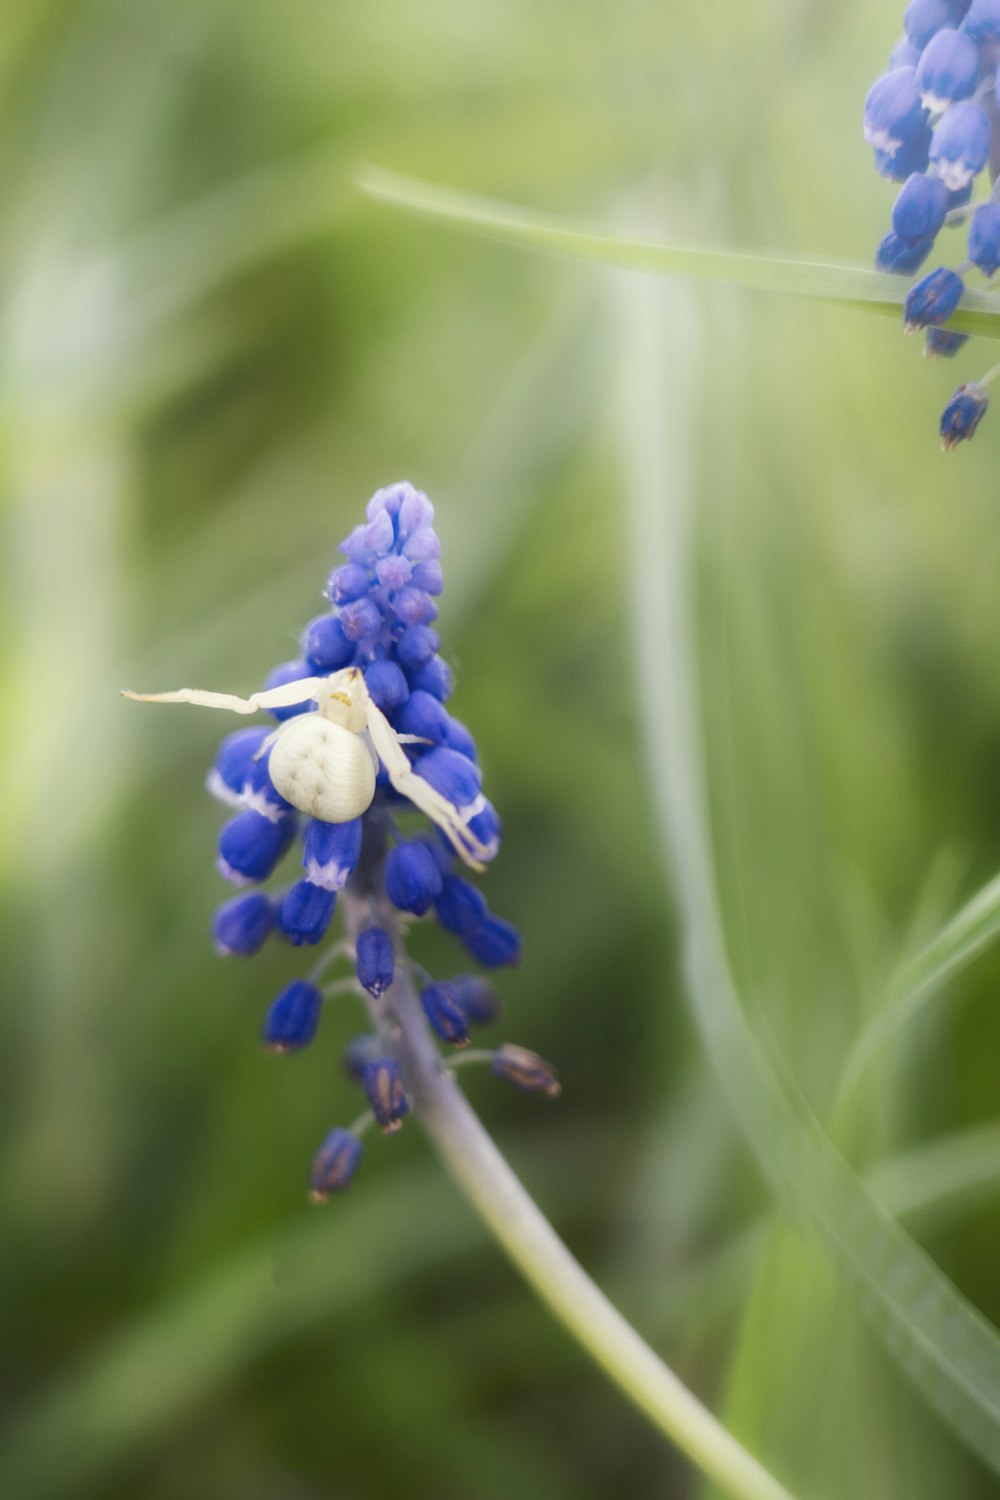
[
  {"left": 836, "top": 870, "right": 1000, "bottom": 1108},
  {"left": 617, "top": 271, "right": 1000, "bottom": 1477},
  {"left": 359, "top": 164, "right": 1000, "bottom": 340}
]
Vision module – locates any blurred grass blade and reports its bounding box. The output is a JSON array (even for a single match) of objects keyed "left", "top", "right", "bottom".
[
  {"left": 617, "top": 271, "right": 1000, "bottom": 1476},
  {"left": 836, "top": 870, "right": 1000, "bottom": 1108},
  {"left": 360, "top": 164, "right": 1000, "bottom": 340}
]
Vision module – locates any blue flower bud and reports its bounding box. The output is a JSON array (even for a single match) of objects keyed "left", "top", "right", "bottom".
[
  {"left": 925, "top": 326, "right": 970, "bottom": 356},
  {"left": 303, "top": 817, "right": 362, "bottom": 890},
  {"left": 391, "top": 586, "right": 437, "bottom": 628},
  {"left": 892, "top": 173, "right": 950, "bottom": 243},
  {"left": 340, "top": 508, "right": 394, "bottom": 564},
  {"left": 217, "top": 809, "right": 296, "bottom": 885},
  {"left": 450, "top": 974, "right": 502, "bottom": 1025},
  {"left": 207, "top": 726, "right": 270, "bottom": 806},
  {"left": 415, "top": 747, "right": 482, "bottom": 809},
  {"left": 363, "top": 660, "right": 409, "bottom": 713},
  {"left": 405, "top": 654, "right": 453, "bottom": 701},
  {"left": 343, "top": 1033, "right": 381, "bottom": 1081},
  {"left": 435, "top": 874, "right": 488, "bottom": 935},
  {"left": 395, "top": 624, "right": 440, "bottom": 671},
  {"left": 874, "top": 124, "right": 933, "bottom": 181},
  {"left": 904, "top": 0, "right": 953, "bottom": 46},
  {"left": 309, "top": 1127, "right": 363, "bottom": 1200},
  {"left": 326, "top": 563, "right": 372, "bottom": 605},
  {"left": 420, "top": 981, "right": 470, "bottom": 1046},
  {"left": 467, "top": 799, "right": 502, "bottom": 861},
  {"left": 363, "top": 1057, "right": 409, "bottom": 1133},
  {"left": 915, "top": 27, "right": 980, "bottom": 109},
  {"left": 463, "top": 914, "right": 522, "bottom": 968},
  {"left": 889, "top": 37, "right": 923, "bottom": 68},
  {"left": 492, "top": 1044, "right": 560, "bottom": 1097},
  {"left": 303, "top": 614, "right": 355, "bottom": 673},
  {"left": 902, "top": 265, "right": 965, "bottom": 330},
  {"left": 385, "top": 840, "right": 444, "bottom": 915},
  {"left": 410, "top": 559, "right": 444, "bottom": 595},
  {"left": 964, "top": 0, "right": 1000, "bottom": 40},
  {"left": 263, "top": 660, "right": 314, "bottom": 722},
  {"left": 443, "top": 716, "right": 477, "bottom": 761},
  {"left": 940, "top": 381, "right": 988, "bottom": 447},
  {"left": 929, "top": 101, "right": 991, "bottom": 189},
  {"left": 356, "top": 927, "right": 394, "bottom": 997},
  {"left": 263, "top": 979, "right": 323, "bottom": 1053},
  {"left": 277, "top": 881, "right": 336, "bottom": 945},
  {"left": 864, "top": 68, "right": 928, "bottom": 152},
  {"left": 875, "top": 230, "right": 936, "bottom": 274},
  {"left": 401, "top": 520, "right": 441, "bottom": 559},
  {"left": 243, "top": 751, "right": 294, "bottom": 822},
  {"left": 376, "top": 556, "right": 413, "bottom": 594},
  {"left": 396, "top": 689, "right": 450, "bottom": 745},
  {"left": 968, "top": 202, "right": 1000, "bottom": 274},
  {"left": 397, "top": 484, "right": 436, "bottom": 537},
  {"left": 340, "top": 596, "right": 384, "bottom": 642},
  {"left": 212, "top": 891, "right": 275, "bottom": 955}
]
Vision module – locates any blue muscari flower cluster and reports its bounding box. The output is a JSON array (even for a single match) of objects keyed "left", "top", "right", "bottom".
[
  {"left": 208, "top": 482, "right": 558, "bottom": 1200},
  {"left": 864, "top": 0, "right": 1000, "bottom": 447}
]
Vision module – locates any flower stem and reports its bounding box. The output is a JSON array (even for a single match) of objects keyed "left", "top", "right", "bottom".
[{"left": 342, "top": 895, "right": 797, "bottom": 1500}]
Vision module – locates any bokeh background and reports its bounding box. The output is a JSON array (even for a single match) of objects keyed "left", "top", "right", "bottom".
[{"left": 3, "top": 1, "right": 1000, "bottom": 1497}]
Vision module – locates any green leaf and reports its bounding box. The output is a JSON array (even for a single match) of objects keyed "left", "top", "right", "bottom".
[
  {"left": 359, "top": 164, "right": 1000, "bottom": 340},
  {"left": 836, "top": 869, "right": 1000, "bottom": 1108},
  {"left": 617, "top": 271, "right": 1000, "bottom": 1478}
]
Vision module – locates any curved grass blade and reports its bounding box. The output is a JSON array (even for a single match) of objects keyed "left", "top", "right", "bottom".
[
  {"left": 836, "top": 870, "right": 1000, "bottom": 1109},
  {"left": 359, "top": 164, "right": 1000, "bottom": 341},
  {"left": 617, "top": 272, "right": 1000, "bottom": 1476}
]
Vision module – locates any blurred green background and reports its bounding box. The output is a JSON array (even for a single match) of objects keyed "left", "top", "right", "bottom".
[{"left": 3, "top": 1, "right": 1000, "bottom": 1496}]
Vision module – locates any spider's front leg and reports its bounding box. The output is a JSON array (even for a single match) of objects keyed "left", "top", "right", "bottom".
[{"left": 121, "top": 676, "right": 328, "bottom": 716}]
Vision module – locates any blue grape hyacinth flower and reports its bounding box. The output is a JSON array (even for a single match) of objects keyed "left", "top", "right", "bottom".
[{"left": 124, "top": 482, "right": 558, "bottom": 1198}]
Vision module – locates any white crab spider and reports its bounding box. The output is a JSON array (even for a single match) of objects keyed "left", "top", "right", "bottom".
[{"left": 122, "top": 667, "right": 489, "bottom": 870}]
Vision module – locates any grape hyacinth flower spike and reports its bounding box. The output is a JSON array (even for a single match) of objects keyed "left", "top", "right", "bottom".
[
  {"left": 123, "top": 482, "right": 557, "bottom": 1197},
  {"left": 864, "top": 8, "right": 1000, "bottom": 446}
]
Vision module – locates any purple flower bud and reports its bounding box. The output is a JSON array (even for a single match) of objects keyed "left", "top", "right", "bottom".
[
  {"left": 207, "top": 726, "right": 270, "bottom": 806},
  {"left": 492, "top": 1044, "right": 560, "bottom": 1097},
  {"left": 395, "top": 624, "right": 440, "bottom": 671},
  {"left": 450, "top": 975, "right": 502, "bottom": 1026},
  {"left": 309, "top": 1127, "right": 363, "bottom": 1200},
  {"left": 263, "top": 979, "right": 323, "bottom": 1053},
  {"left": 391, "top": 586, "right": 437, "bottom": 628},
  {"left": 415, "top": 747, "right": 483, "bottom": 809},
  {"left": 356, "top": 927, "right": 394, "bottom": 997},
  {"left": 875, "top": 230, "right": 936, "bottom": 274},
  {"left": 904, "top": 0, "right": 953, "bottom": 46},
  {"left": 903, "top": 265, "right": 965, "bottom": 329},
  {"left": 263, "top": 661, "right": 314, "bottom": 722},
  {"left": 385, "top": 840, "right": 444, "bottom": 915},
  {"left": 402, "top": 525, "right": 441, "bottom": 562},
  {"left": 915, "top": 27, "right": 980, "bottom": 109},
  {"left": 277, "top": 881, "right": 336, "bottom": 945},
  {"left": 463, "top": 914, "right": 522, "bottom": 968},
  {"left": 406, "top": 655, "right": 453, "bottom": 701},
  {"left": 929, "top": 101, "right": 991, "bottom": 190},
  {"left": 925, "top": 326, "right": 970, "bottom": 356},
  {"left": 420, "top": 981, "right": 469, "bottom": 1046},
  {"left": 435, "top": 874, "right": 488, "bottom": 935},
  {"left": 340, "top": 596, "right": 384, "bottom": 642},
  {"left": 968, "top": 202, "right": 1000, "bottom": 275},
  {"left": 395, "top": 484, "right": 435, "bottom": 537},
  {"left": 303, "top": 818, "right": 363, "bottom": 890},
  {"left": 410, "top": 559, "right": 444, "bottom": 596},
  {"left": 363, "top": 660, "right": 409, "bottom": 713},
  {"left": 396, "top": 689, "right": 450, "bottom": 745},
  {"left": 217, "top": 809, "right": 296, "bottom": 885},
  {"left": 326, "top": 563, "right": 372, "bottom": 605},
  {"left": 940, "top": 382, "right": 989, "bottom": 447},
  {"left": 375, "top": 554, "right": 412, "bottom": 591},
  {"left": 303, "top": 614, "right": 355, "bottom": 672},
  {"left": 363, "top": 1057, "right": 409, "bottom": 1133},
  {"left": 964, "top": 0, "right": 1000, "bottom": 41},
  {"left": 212, "top": 892, "right": 275, "bottom": 955},
  {"left": 864, "top": 68, "right": 928, "bottom": 152},
  {"left": 340, "top": 508, "right": 394, "bottom": 564},
  {"left": 891, "top": 173, "right": 950, "bottom": 243}
]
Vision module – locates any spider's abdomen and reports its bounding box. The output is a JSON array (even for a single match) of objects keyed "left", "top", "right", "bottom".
[{"left": 268, "top": 715, "right": 376, "bottom": 823}]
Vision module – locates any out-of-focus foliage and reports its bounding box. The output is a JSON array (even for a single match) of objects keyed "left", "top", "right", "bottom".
[{"left": 3, "top": 1, "right": 1000, "bottom": 1497}]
